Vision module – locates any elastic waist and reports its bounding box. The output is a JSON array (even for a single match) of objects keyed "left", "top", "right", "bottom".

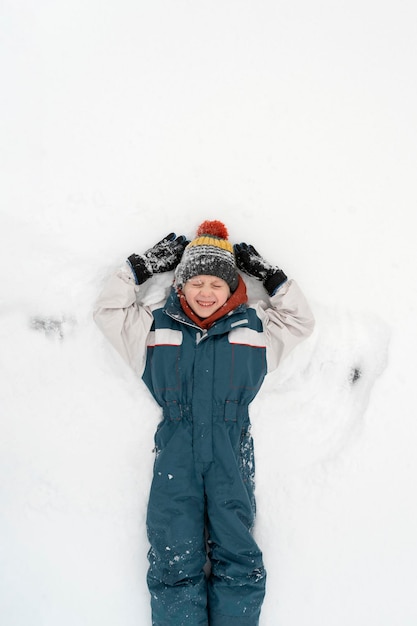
[
  {"left": 162, "top": 402, "right": 192, "bottom": 421},
  {"left": 213, "top": 401, "right": 250, "bottom": 422},
  {"left": 161, "top": 401, "right": 249, "bottom": 423}
]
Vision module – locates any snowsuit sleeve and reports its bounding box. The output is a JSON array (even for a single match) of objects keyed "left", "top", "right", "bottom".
[
  {"left": 254, "top": 279, "right": 315, "bottom": 373},
  {"left": 93, "top": 267, "right": 154, "bottom": 377}
]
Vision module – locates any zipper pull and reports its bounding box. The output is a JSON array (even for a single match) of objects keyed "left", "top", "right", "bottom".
[{"left": 195, "top": 329, "right": 208, "bottom": 345}]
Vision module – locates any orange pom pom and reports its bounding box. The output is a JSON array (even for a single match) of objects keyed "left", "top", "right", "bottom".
[{"left": 196, "top": 220, "right": 229, "bottom": 240}]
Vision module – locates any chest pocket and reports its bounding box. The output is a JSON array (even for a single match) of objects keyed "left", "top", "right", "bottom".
[
  {"left": 228, "top": 327, "right": 267, "bottom": 391},
  {"left": 146, "top": 329, "right": 183, "bottom": 393}
]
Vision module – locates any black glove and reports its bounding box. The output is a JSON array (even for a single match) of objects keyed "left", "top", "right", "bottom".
[
  {"left": 234, "top": 242, "right": 287, "bottom": 296},
  {"left": 128, "top": 233, "right": 189, "bottom": 285}
]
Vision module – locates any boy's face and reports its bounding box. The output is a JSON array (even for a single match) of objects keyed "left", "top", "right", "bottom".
[{"left": 183, "top": 275, "right": 231, "bottom": 318}]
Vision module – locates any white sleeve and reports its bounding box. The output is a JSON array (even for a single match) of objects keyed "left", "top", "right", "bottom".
[
  {"left": 254, "top": 279, "right": 315, "bottom": 372},
  {"left": 93, "top": 267, "right": 155, "bottom": 377}
]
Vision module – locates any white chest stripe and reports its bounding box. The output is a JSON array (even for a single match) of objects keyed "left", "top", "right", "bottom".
[
  {"left": 230, "top": 318, "right": 249, "bottom": 328},
  {"left": 228, "top": 327, "right": 266, "bottom": 348},
  {"left": 147, "top": 329, "right": 183, "bottom": 347}
]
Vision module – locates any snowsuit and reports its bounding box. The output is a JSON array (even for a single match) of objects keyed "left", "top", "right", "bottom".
[{"left": 94, "top": 268, "right": 315, "bottom": 625}]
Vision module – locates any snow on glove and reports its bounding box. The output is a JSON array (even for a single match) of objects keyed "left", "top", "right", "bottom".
[
  {"left": 234, "top": 242, "right": 287, "bottom": 296},
  {"left": 128, "top": 233, "right": 189, "bottom": 285}
]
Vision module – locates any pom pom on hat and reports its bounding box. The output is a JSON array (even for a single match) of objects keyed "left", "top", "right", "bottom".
[
  {"left": 175, "top": 220, "right": 238, "bottom": 291},
  {"left": 197, "top": 220, "right": 229, "bottom": 239}
]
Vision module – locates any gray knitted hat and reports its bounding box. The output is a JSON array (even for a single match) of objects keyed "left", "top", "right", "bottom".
[{"left": 174, "top": 220, "right": 239, "bottom": 292}]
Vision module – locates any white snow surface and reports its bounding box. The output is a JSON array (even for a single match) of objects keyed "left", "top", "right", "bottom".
[{"left": 1, "top": 2, "right": 417, "bottom": 625}]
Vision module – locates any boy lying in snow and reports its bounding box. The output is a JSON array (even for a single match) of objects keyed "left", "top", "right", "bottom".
[{"left": 94, "top": 220, "right": 314, "bottom": 626}]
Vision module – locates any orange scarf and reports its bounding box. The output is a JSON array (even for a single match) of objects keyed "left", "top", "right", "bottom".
[{"left": 178, "top": 275, "right": 248, "bottom": 330}]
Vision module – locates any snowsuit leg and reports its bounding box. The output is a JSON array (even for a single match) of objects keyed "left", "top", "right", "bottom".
[
  {"left": 146, "top": 413, "right": 209, "bottom": 626},
  {"left": 146, "top": 407, "right": 266, "bottom": 625},
  {"left": 205, "top": 414, "right": 266, "bottom": 626}
]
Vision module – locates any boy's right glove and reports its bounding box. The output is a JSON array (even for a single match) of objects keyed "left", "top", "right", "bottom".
[
  {"left": 128, "top": 233, "right": 189, "bottom": 285},
  {"left": 234, "top": 242, "right": 287, "bottom": 296}
]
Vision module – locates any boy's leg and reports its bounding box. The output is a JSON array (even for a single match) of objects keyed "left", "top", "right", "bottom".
[
  {"left": 146, "top": 419, "right": 208, "bottom": 625},
  {"left": 205, "top": 423, "right": 266, "bottom": 626}
]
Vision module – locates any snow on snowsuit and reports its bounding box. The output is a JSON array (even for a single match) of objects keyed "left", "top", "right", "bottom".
[{"left": 93, "top": 268, "right": 315, "bottom": 625}]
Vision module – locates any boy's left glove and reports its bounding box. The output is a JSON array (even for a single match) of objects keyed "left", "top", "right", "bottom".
[
  {"left": 234, "top": 242, "right": 287, "bottom": 296},
  {"left": 128, "top": 233, "right": 189, "bottom": 285}
]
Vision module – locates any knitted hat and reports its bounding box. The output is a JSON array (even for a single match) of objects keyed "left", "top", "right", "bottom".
[{"left": 175, "top": 220, "right": 239, "bottom": 292}]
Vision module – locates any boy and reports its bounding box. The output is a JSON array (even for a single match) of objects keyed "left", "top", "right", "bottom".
[{"left": 94, "top": 220, "right": 315, "bottom": 625}]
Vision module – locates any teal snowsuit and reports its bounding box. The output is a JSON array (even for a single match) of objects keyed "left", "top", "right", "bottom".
[
  {"left": 144, "top": 289, "right": 267, "bottom": 625},
  {"left": 93, "top": 269, "right": 315, "bottom": 625}
]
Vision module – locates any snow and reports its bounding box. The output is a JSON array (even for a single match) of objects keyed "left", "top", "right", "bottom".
[{"left": 1, "top": 1, "right": 417, "bottom": 624}]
